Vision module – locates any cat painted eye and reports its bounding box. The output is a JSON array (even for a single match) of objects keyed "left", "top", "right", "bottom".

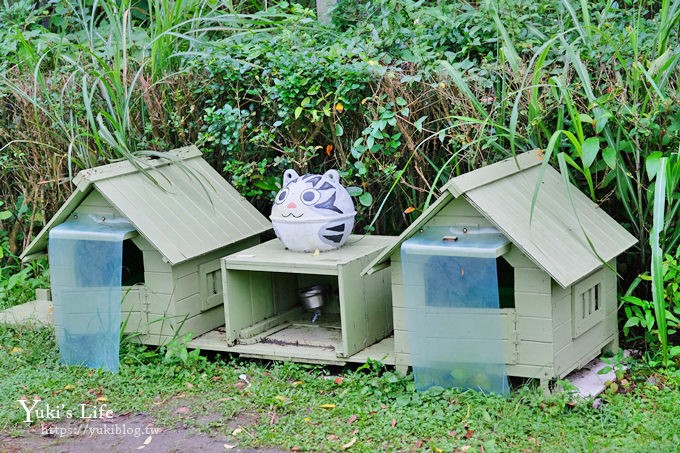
[
  {"left": 301, "top": 189, "right": 321, "bottom": 205},
  {"left": 275, "top": 188, "right": 289, "bottom": 204}
]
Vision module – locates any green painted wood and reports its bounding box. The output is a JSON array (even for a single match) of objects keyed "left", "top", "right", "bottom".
[
  {"left": 174, "top": 293, "right": 202, "bottom": 319},
  {"left": 338, "top": 259, "right": 367, "bottom": 358},
  {"left": 554, "top": 321, "right": 616, "bottom": 378},
  {"left": 74, "top": 146, "right": 202, "bottom": 184},
  {"left": 145, "top": 291, "right": 174, "bottom": 316},
  {"left": 224, "top": 236, "right": 395, "bottom": 273},
  {"left": 515, "top": 292, "right": 552, "bottom": 318},
  {"left": 346, "top": 337, "right": 395, "bottom": 365},
  {"left": 364, "top": 266, "right": 393, "bottom": 342},
  {"left": 250, "top": 271, "right": 277, "bottom": 322},
  {"left": 223, "top": 268, "right": 271, "bottom": 345},
  {"left": 272, "top": 273, "right": 300, "bottom": 314},
  {"left": 221, "top": 237, "right": 394, "bottom": 360},
  {"left": 198, "top": 259, "right": 222, "bottom": 312},
  {"left": 444, "top": 150, "right": 543, "bottom": 197},
  {"left": 515, "top": 268, "right": 551, "bottom": 294},
  {"left": 239, "top": 307, "right": 303, "bottom": 340},
  {"left": 141, "top": 251, "right": 172, "bottom": 274},
  {"left": 145, "top": 271, "right": 176, "bottom": 295}
]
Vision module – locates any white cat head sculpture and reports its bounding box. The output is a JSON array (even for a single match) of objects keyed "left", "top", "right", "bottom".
[{"left": 270, "top": 169, "right": 356, "bottom": 252}]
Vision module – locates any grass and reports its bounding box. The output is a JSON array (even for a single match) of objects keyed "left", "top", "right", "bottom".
[{"left": 1, "top": 323, "right": 679, "bottom": 452}]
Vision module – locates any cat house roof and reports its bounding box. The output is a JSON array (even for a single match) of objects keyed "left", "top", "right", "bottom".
[
  {"left": 363, "top": 150, "right": 637, "bottom": 288},
  {"left": 21, "top": 146, "right": 271, "bottom": 266}
]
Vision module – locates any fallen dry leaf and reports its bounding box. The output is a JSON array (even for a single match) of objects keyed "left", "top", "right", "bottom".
[
  {"left": 312, "top": 249, "right": 320, "bottom": 256},
  {"left": 64, "top": 384, "right": 75, "bottom": 390},
  {"left": 347, "top": 414, "right": 357, "bottom": 425},
  {"left": 212, "top": 376, "right": 221, "bottom": 381},
  {"left": 391, "top": 418, "right": 397, "bottom": 428},
  {"left": 96, "top": 396, "right": 108, "bottom": 403},
  {"left": 10, "top": 347, "right": 22, "bottom": 354},
  {"left": 143, "top": 436, "right": 152, "bottom": 445},
  {"left": 291, "top": 447, "right": 301, "bottom": 451},
  {"left": 292, "top": 381, "right": 303, "bottom": 387},
  {"left": 327, "top": 434, "right": 339, "bottom": 441},
  {"left": 403, "top": 206, "right": 416, "bottom": 214},
  {"left": 465, "top": 429, "right": 474, "bottom": 439},
  {"left": 341, "top": 437, "right": 357, "bottom": 450},
  {"left": 232, "top": 428, "right": 242, "bottom": 436},
  {"left": 175, "top": 406, "right": 190, "bottom": 415},
  {"left": 186, "top": 382, "right": 194, "bottom": 389},
  {"left": 334, "top": 377, "right": 344, "bottom": 385},
  {"left": 319, "top": 404, "right": 336, "bottom": 409},
  {"left": 223, "top": 444, "right": 235, "bottom": 450},
  {"left": 461, "top": 446, "right": 471, "bottom": 452}
]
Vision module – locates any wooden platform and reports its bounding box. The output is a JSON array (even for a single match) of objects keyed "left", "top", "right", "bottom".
[{"left": 188, "top": 322, "right": 396, "bottom": 366}]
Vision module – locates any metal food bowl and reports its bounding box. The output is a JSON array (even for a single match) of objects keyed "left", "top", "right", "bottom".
[{"left": 298, "top": 284, "right": 328, "bottom": 310}]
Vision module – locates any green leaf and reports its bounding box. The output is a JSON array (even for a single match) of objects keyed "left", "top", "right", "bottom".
[
  {"left": 395, "top": 97, "right": 407, "bottom": 106},
  {"left": 602, "top": 146, "right": 616, "bottom": 169},
  {"left": 0, "top": 210, "right": 12, "bottom": 221},
  {"left": 645, "top": 152, "right": 663, "bottom": 180},
  {"left": 346, "top": 186, "right": 363, "bottom": 197},
  {"left": 581, "top": 137, "right": 600, "bottom": 167},
  {"left": 578, "top": 113, "right": 594, "bottom": 125},
  {"left": 414, "top": 116, "right": 427, "bottom": 132},
  {"left": 335, "top": 123, "right": 344, "bottom": 137},
  {"left": 294, "top": 106, "right": 303, "bottom": 119},
  {"left": 359, "top": 192, "right": 373, "bottom": 207}
]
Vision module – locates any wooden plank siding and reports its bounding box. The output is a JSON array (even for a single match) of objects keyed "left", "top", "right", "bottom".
[{"left": 552, "top": 260, "right": 619, "bottom": 377}]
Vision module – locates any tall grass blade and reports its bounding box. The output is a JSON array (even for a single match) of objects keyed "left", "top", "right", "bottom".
[{"left": 650, "top": 157, "right": 668, "bottom": 365}]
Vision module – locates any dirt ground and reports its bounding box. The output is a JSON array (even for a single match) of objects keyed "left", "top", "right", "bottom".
[{"left": 1, "top": 412, "right": 276, "bottom": 453}]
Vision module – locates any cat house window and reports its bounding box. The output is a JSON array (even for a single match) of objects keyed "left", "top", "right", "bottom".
[{"left": 571, "top": 273, "right": 606, "bottom": 337}]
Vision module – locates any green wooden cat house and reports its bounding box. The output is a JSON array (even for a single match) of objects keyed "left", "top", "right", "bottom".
[
  {"left": 363, "top": 150, "right": 637, "bottom": 390},
  {"left": 20, "top": 146, "right": 270, "bottom": 345}
]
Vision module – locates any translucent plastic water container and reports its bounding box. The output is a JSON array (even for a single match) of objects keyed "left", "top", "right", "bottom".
[
  {"left": 49, "top": 216, "right": 135, "bottom": 372},
  {"left": 401, "top": 226, "right": 510, "bottom": 394}
]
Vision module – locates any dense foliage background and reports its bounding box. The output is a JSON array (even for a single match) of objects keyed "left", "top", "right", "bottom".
[{"left": 0, "top": 0, "right": 678, "bottom": 364}]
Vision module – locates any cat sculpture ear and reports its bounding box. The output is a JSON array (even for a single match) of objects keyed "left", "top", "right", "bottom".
[
  {"left": 283, "top": 169, "right": 299, "bottom": 186},
  {"left": 323, "top": 169, "right": 339, "bottom": 182}
]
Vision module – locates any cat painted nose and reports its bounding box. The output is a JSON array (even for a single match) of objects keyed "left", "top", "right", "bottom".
[{"left": 287, "top": 202, "right": 297, "bottom": 209}]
